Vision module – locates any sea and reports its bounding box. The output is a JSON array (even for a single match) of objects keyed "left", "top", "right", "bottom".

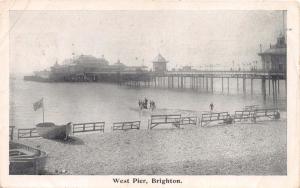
[{"left": 9, "top": 75, "right": 287, "bottom": 131}]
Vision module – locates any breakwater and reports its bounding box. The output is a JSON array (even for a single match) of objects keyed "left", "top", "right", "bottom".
[{"left": 11, "top": 107, "right": 281, "bottom": 140}]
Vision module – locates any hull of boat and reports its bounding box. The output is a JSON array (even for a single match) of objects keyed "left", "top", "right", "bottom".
[
  {"left": 36, "top": 122, "right": 68, "bottom": 139},
  {"left": 9, "top": 141, "right": 47, "bottom": 175}
]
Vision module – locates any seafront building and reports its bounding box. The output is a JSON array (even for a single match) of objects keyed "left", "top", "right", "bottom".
[
  {"left": 258, "top": 34, "right": 287, "bottom": 73},
  {"left": 152, "top": 53, "right": 168, "bottom": 73},
  {"left": 29, "top": 55, "right": 149, "bottom": 82}
]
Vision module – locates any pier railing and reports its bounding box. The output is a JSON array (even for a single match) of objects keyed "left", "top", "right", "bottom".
[
  {"left": 18, "top": 128, "right": 40, "bottom": 139},
  {"left": 72, "top": 122, "right": 105, "bottom": 134},
  {"left": 112, "top": 121, "right": 140, "bottom": 131},
  {"left": 149, "top": 114, "right": 181, "bottom": 129}
]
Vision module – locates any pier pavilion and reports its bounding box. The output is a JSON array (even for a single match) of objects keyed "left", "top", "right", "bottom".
[
  {"left": 152, "top": 54, "right": 168, "bottom": 73},
  {"left": 258, "top": 34, "right": 287, "bottom": 73}
]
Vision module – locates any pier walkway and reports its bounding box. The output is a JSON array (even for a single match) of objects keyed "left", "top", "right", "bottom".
[{"left": 56, "top": 69, "right": 286, "bottom": 102}]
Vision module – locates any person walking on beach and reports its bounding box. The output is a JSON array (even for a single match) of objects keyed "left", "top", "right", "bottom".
[
  {"left": 144, "top": 98, "right": 148, "bottom": 109},
  {"left": 151, "top": 101, "right": 156, "bottom": 111},
  {"left": 209, "top": 102, "right": 214, "bottom": 112}
]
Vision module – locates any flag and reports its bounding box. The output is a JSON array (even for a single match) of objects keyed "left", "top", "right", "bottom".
[{"left": 33, "top": 98, "right": 43, "bottom": 111}]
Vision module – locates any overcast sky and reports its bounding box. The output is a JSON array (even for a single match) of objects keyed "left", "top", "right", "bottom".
[{"left": 10, "top": 10, "right": 285, "bottom": 74}]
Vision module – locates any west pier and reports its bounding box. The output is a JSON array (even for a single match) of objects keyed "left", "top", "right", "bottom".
[
  {"left": 61, "top": 70, "right": 285, "bottom": 103},
  {"left": 24, "top": 34, "right": 287, "bottom": 103}
]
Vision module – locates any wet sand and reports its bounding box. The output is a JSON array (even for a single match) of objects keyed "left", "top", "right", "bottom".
[{"left": 19, "top": 119, "right": 286, "bottom": 175}]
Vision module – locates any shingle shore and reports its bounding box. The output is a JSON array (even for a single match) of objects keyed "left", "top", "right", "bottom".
[{"left": 19, "top": 120, "right": 286, "bottom": 175}]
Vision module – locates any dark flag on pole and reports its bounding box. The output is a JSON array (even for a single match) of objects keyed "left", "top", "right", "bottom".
[{"left": 33, "top": 98, "right": 43, "bottom": 111}]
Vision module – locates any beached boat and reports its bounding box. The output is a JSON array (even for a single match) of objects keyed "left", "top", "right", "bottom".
[
  {"left": 36, "top": 122, "right": 72, "bottom": 139},
  {"left": 9, "top": 141, "right": 47, "bottom": 175}
]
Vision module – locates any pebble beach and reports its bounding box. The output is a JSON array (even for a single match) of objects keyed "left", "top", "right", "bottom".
[{"left": 18, "top": 117, "right": 286, "bottom": 175}]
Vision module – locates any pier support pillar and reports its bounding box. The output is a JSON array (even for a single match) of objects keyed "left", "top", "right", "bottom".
[
  {"left": 206, "top": 77, "right": 208, "bottom": 92},
  {"left": 237, "top": 77, "right": 239, "bottom": 93},
  {"left": 159, "top": 77, "right": 161, "bottom": 87},
  {"left": 269, "top": 78, "right": 273, "bottom": 96},
  {"left": 251, "top": 78, "right": 253, "bottom": 95},
  {"left": 272, "top": 79, "right": 275, "bottom": 105},
  {"left": 276, "top": 80, "right": 278, "bottom": 103},
  {"left": 158, "top": 77, "right": 160, "bottom": 88},
  {"left": 222, "top": 77, "right": 224, "bottom": 93},
  {"left": 277, "top": 79, "right": 280, "bottom": 94},
  {"left": 211, "top": 77, "right": 213, "bottom": 93},
  {"left": 199, "top": 77, "right": 201, "bottom": 89},
  {"left": 227, "top": 78, "right": 229, "bottom": 94},
  {"left": 243, "top": 77, "right": 246, "bottom": 95},
  {"left": 262, "top": 78, "right": 266, "bottom": 102},
  {"left": 181, "top": 76, "right": 184, "bottom": 89},
  {"left": 285, "top": 78, "right": 287, "bottom": 95}
]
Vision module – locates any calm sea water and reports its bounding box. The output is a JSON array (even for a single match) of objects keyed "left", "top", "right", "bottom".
[{"left": 9, "top": 76, "right": 286, "bottom": 131}]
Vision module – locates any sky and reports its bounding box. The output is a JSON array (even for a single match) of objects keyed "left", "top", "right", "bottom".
[{"left": 9, "top": 10, "right": 285, "bottom": 74}]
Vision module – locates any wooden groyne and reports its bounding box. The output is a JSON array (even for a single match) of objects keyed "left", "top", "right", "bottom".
[
  {"left": 112, "top": 121, "right": 140, "bottom": 131},
  {"left": 200, "top": 112, "right": 233, "bottom": 127},
  {"left": 72, "top": 122, "right": 105, "bottom": 134},
  {"left": 233, "top": 108, "right": 280, "bottom": 123},
  {"left": 18, "top": 128, "right": 40, "bottom": 139},
  {"left": 16, "top": 121, "right": 105, "bottom": 139},
  {"left": 234, "top": 110, "right": 255, "bottom": 122},
  {"left": 180, "top": 116, "right": 198, "bottom": 125},
  {"left": 148, "top": 115, "right": 198, "bottom": 129},
  {"left": 148, "top": 114, "right": 182, "bottom": 129},
  {"left": 12, "top": 108, "right": 281, "bottom": 139}
]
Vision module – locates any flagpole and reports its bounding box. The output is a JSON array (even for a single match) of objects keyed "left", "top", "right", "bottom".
[{"left": 42, "top": 98, "right": 45, "bottom": 124}]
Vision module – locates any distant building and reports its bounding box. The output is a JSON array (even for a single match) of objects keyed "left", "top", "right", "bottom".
[
  {"left": 26, "top": 54, "right": 150, "bottom": 82},
  {"left": 152, "top": 54, "right": 168, "bottom": 73},
  {"left": 51, "top": 55, "right": 110, "bottom": 74},
  {"left": 111, "top": 60, "right": 127, "bottom": 71},
  {"left": 182, "top": 66, "right": 192, "bottom": 71},
  {"left": 258, "top": 34, "right": 286, "bottom": 72},
  {"left": 34, "top": 70, "right": 50, "bottom": 79},
  {"left": 124, "top": 66, "right": 148, "bottom": 72}
]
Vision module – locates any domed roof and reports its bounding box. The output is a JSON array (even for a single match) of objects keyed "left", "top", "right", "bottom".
[
  {"left": 153, "top": 53, "right": 168, "bottom": 63},
  {"left": 74, "top": 55, "right": 109, "bottom": 65}
]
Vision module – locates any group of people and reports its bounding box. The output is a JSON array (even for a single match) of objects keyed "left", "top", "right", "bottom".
[
  {"left": 138, "top": 98, "right": 156, "bottom": 111},
  {"left": 138, "top": 98, "right": 213, "bottom": 112}
]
